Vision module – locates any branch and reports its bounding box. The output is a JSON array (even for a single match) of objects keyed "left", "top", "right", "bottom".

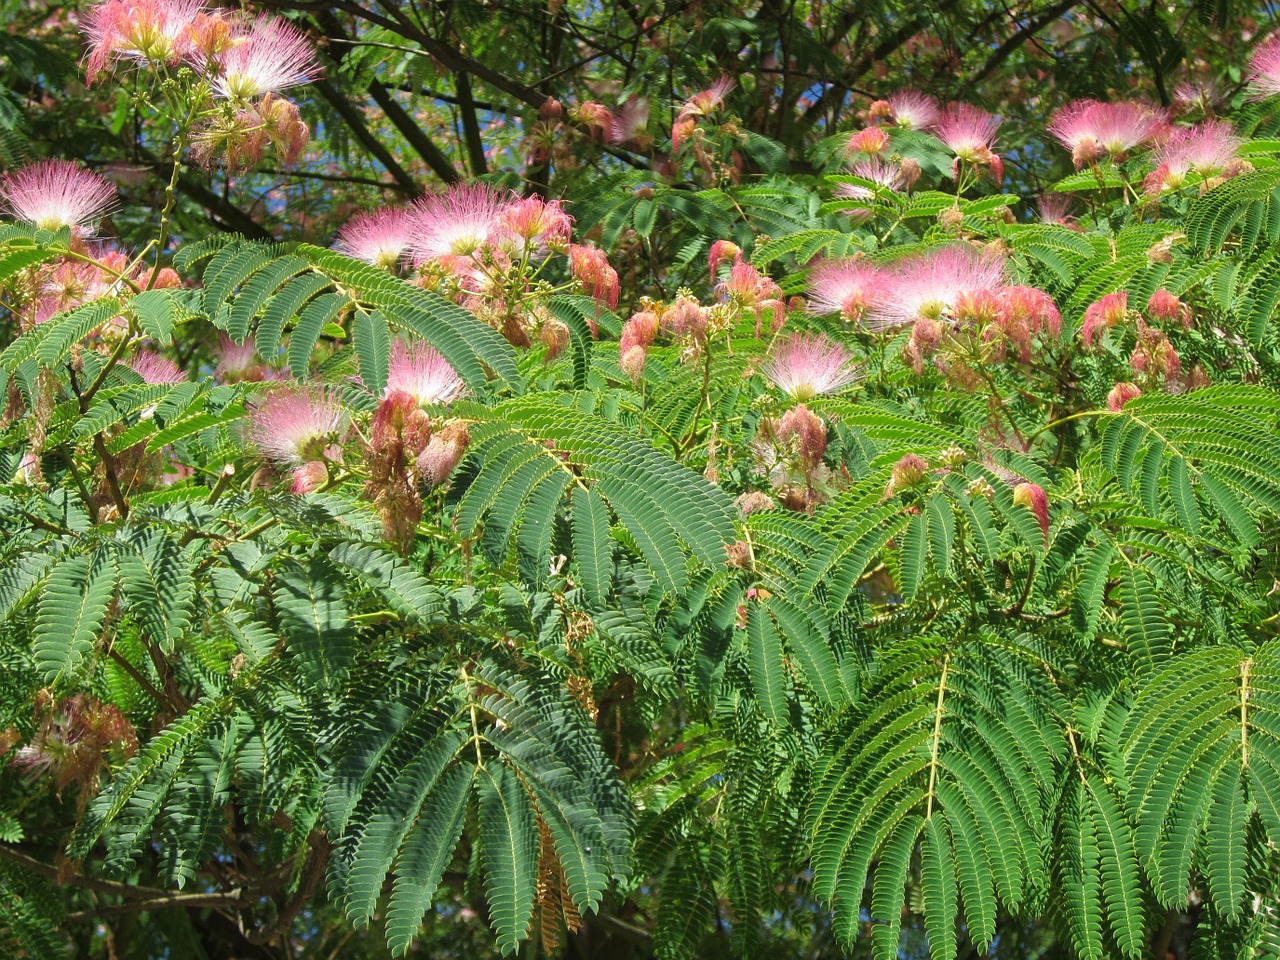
[
  {"left": 960, "top": 0, "right": 1081, "bottom": 95},
  {"left": 455, "top": 72, "right": 488, "bottom": 176},
  {"left": 310, "top": 78, "right": 423, "bottom": 196}
]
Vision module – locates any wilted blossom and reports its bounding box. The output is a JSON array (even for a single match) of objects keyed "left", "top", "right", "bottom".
[
  {"left": 761, "top": 332, "right": 861, "bottom": 401},
  {"left": 0, "top": 159, "right": 116, "bottom": 234},
  {"left": 807, "top": 257, "right": 887, "bottom": 323},
  {"left": 416, "top": 422, "right": 470, "bottom": 486},
  {"left": 1146, "top": 289, "right": 1192, "bottom": 328},
  {"left": 192, "top": 93, "right": 309, "bottom": 172},
  {"left": 1143, "top": 121, "right": 1245, "bottom": 194},
  {"left": 10, "top": 693, "right": 136, "bottom": 794},
  {"left": 1247, "top": 36, "right": 1280, "bottom": 99},
  {"left": 385, "top": 341, "right": 467, "bottom": 407},
  {"left": 931, "top": 104, "right": 1002, "bottom": 180},
  {"left": 128, "top": 351, "right": 185, "bottom": 384},
  {"left": 494, "top": 196, "right": 573, "bottom": 256},
  {"left": 1048, "top": 100, "right": 1165, "bottom": 167},
  {"left": 568, "top": 244, "right": 620, "bottom": 308},
  {"left": 336, "top": 206, "right": 415, "bottom": 270},
  {"left": 734, "top": 490, "right": 776, "bottom": 517},
  {"left": 868, "top": 244, "right": 1007, "bottom": 331},
  {"left": 884, "top": 453, "right": 930, "bottom": 497},
  {"left": 754, "top": 404, "right": 829, "bottom": 510},
  {"left": 409, "top": 183, "right": 509, "bottom": 263},
  {"left": 571, "top": 101, "right": 613, "bottom": 140},
  {"left": 248, "top": 387, "right": 346, "bottom": 466},
  {"left": 983, "top": 286, "right": 1062, "bottom": 362},
  {"left": 1107, "top": 382, "right": 1142, "bottom": 411},
  {"left": 1129, "top": 321, "right": 1181, "bottom": 384},
  {"left": 212, "top": 16, "right": 318, "bottom": 100},
  {"left": 672, "top": 77, "right": 734, "bottom": 151},
  {"left": 81, "top": 0, "right": 205, "bottom": 78},
  {"left": 1012, "top": 481, "right": 1050, "bottom": 540},
  {"left": 1081, "top": 291, "right": 1129, "bottom": 347},
  {"left": 886, "top": 90, "right": 940, "bottom": 130},
  {"left": 619, "top": 311, "right": 660, "bottom": 383},
  {"left": 662, "top": 295, "right": 710, "bottom": 343}
]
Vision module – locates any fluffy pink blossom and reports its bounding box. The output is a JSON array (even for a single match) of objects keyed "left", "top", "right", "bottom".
[
  {"left": 494, "top": 196, "right": 572, "bottom": 255},
  {"left": 1248, "top": 36, "right": 1280, "bottom": 98},
  {"left": 1081, "top": 291, "right": 1128, "bottom": 346},
  {"left": 761, "top": 332, "right": 861, "bottom": 401},
  {"left": 0, "top": 160, "right": 116, "bottom": 233},
  {"left": 708, "top": 240, "right": 742, "bottom": 283},
  {"left": 1012, "top": 481, "right": 1050, "bottom": 540},
  {"left": 571, "top": 101, "right": 613, "bottom": 140},
  {"left": 129, "top": 351, "right": 185, "bottom": 384},
  {"left": 609, "top": 95, "right": 651, "bottom": 146},
  {"left": 81, "top": 0, "right": 204, "bottom": 78},
  {"left": 214, "top": 333, "right": 263, "bottom": 382},
  {"left": 1036, "top": 193, "right": 1077, "bottom": 226},
  {"left": 1107, "top": 382, "right": 1142, "bottom": 412},
  {"left": 886, "top": 91, "right": 940, "bottom": 130},
  {"left": 662, "top": 296, "right": 709, "bottom": 342},
  {"left": 619, "top": 311, "right": 659, "bottom": 383},
  {"left": 1130, "top": 322, "right": 1180, "bottom": 383},
  {"left": 839, "top": 157, "right": 907, "bottom": 195},
  {"left": 672, "top": 77, "right": 734, "bottom": 151},
  {"left": 385, "top": 340, "right": 467, "bottom": 406},
  {"left": 416, "top": 423, "right": 469, "bottom": 485},
  {"left": 806, "top": 258, "right": 887, "bottom": 322},
  {"left": 336, "top": 206, "right": 414, "bottom": 269},
  {"left": 212, "top": 16, "right": 318, "bottom": 100},
  {"left": 290, "top": 461, "right": 328, "bottom": 494},
  {"left": 248, "top": 387, "right": 347, "bottom": 465},
  {"left": 1047, "top": 100, "right": 1164, "bottom": 167},
  {"left": 847, "top": 127, "right": 890, "bottom": 156},
  {"left": 931, "top": 104, "right": 1002, "bottom": 178},
  {"left": 718, "top": 257, "right": 785, "bottom": 333},
  {"left": 868, "top": 245, "right": 1007, "bottom": 331},
  {"left": 409, "top": 183, "right": 509, "bottom": 263},
  {"left": 1147, "top": 289, "right": 1192, "bottom": 328},
  {"left": 568, "top": 244, "right": 620, "bottom": 309},
  {"left": 1143, "top": 121, "right": 1244, "bottom": 194}
]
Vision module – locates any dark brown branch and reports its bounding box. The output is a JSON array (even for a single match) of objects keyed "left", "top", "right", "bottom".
[
  {"left": 367, "top": 79, "right": 462, "bottom": 184},
  {"left": 310, "top": 78, "right": 423, "bottom": 196},
  {"left": 455, "top": 72, "right": 489, "bottom": 176},
  {"left": 961, "top": 0, "right": 1081, "bottom": 95}
]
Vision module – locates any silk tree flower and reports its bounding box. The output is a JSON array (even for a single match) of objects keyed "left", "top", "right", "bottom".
[
  {"left": 761, "top": 332, "right": 861, "bottom": 401},
  {"left": 336, "top": 206, "right": 414, "bottom": 269},
  {"left": 1047, "top": 99, "right": 1164, "bottom": 167},
  {"left": 838, "top": 157, "right": 907, "bottom": 196},
  {"left": 672, "top": 77, "right": 734, "bottom": 151},
  {"left": 214, "top": 334, "right": 265, "bottom": 382},
  {"left": 718, "top": 257, "right": 786, "bottom": 334},
  {"left": 1036, "top": 193, "right": 1077, "bottom": 226},
  {"left": 409, "top": 183, "right": 509, "bottom": 263},
  {"left": 494, "top": 196, "right": 572, "bottom": 255},
  {"left": 568, "top": 243, "right": 620, "bottom": 308},
  {"left": 1107, "top": 382, "right": 1142, "bottom": 411},
  {"left": 806, "top": 258, "right": 887, "bottom": 323},
  {"left": 1248, "top": 36, "right": 1280, "bottom": 98},
  {"left": 1012, "top": 481, "right": 1050, "bottom": 539},
  {"left": 247, "top": 387, "right": 346, "bottom": 465},
  {"left": 0, "top": 159, "right": 116, "bottom": 234},
  {"left": 930, "top": 103, "right": 1002, "bottom": 179},
  {"left": 609, "top": 95, "right": 651, "bottom": 147},
  {"left": 212, "top": 16, "right": 318, "bottom": 100},
  {"left": 1143, "top": 121, "right": 1244, "bottom": 194},
  {"left": 81, "top": 0, "right": 204, "bottom": 79},
  {"left": 385, "top": 341, "right": 467, "bottom": 406},
  {"left": 868, "top": 244, "right": 1007, "bottom": 331},
  {"left": 886, "top": 91, "right": 940, "bottom": 130},
  {"left": 1081, "top": 290, "right": 1128, "bottom": 346},
  {"left": 129, "top": 351, "right": 185, "bottom": 385},
  {"left": 846, "top": 127, "right": 890, "bottom": 156}
]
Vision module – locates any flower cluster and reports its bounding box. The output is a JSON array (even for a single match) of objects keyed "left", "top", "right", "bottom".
[
  {"left": 1047, "top": 99, "right": 1165, "bottom": 168},
  {"left": 1081, "top": 289, "right": 1205, "bottom": 392},
  {"left": 845, "top": 92, "right": 1002, "bottom": 181}
]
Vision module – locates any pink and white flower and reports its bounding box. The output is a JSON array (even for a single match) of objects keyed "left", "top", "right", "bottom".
[
  {"left": 869, "top": 245, "right": 1007, "bottom": 330},
  {"left": 761, "top": 333, "right": 861, "bottom": 401},
  {"left": 81, "top": 0, "right": 204, "bottom": 78},
  {"left": 1248, "top": 36, "right": 1280, "bottom": 99},
  {"left": 886, "top": 91, "right": 940, "bottom": 130},
  {"left": 568, "top": 244, "right": 620, "bottom": 309},
  {"left": 409, "top": 183, "right": 509, "bottom": 263},
  {"left": 129, "top": 351, "right": 185, "bottom": 384},
  {"left": 1143, "top": 121, "right": 1244, "bottom": 194},
  {"left": 247, "top": 387, "right": 347, "bottom": 464},
  {"left": 384, "top": 341, "right": 467, "bottom": 406},
  {"left": 1047, "top": 100, "right": 1164, "bottom": 167},
  {"left": 212, "top": 16, "right": 318, "bottom": 100},
  {"left": 336, "top": 206, "right": 414, "bottom": 269},
  {"left": 931, "top": 104, "right": 1002, "bottom": 178},
  {"left": 0, "top": 160, "right": 116, "bottom": 234},
  {"left": 1081, "top": 291, "right": 1128, "bottom": 347},
  {"left": 806, "top": 258, "right": 887, "bottom": 323}
]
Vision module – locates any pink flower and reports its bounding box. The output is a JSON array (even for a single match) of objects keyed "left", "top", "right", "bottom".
[
  {"left": 839, "top": 157, "right": 907, "bottom": 194},
  {"left": 1107, "top": 382, "right": 1142, "bottom": 411},
  {"left": 214, "top": 333, "right": 262, "bottom": 382},
  {"left": 1146, "top": 289, "right": 1192, "bottom": 328},
  {"left": 1036, "top": 193, "right": 1077, "bottom": 226},
  {"left": 1047, "top": 100, "right": 1164, "bottom": 167},
  {"left": 609, "top": 95, "right": 651, "bottom": 146},
  {"left": 718, "top": 257, "right": 785, "bottom": 333},
  {"left": 0, "top": 160, "right": 116, "bottom": 233},
  {"left": 679, "top": 77, "right": 735, "bottom": 119},
  {"left": 662, "top": 296, "right": 709, "bottom": 342},
  {"left": 1081, "top": 291, "right": 1128, "bottom": 347},
  {"left": 129, "top": 351, "right": 185, "bottom": 384},
  {"left": 885, "top": 453, "right": 930, "bottom": 496},
  {"left": 1012, "top": 482, "right": 1050, "bottom": 540},
  {"left": 290, "top": 461, "right": 328, "bottom": 493},
  {"left": 847, "top": 127, "right": 890, "bottom": 156},
  {"left": 248, "top": 387, "right": 346, "bottom": 464},
  {"left": 886, "top": 91, "right": 939, "bottom": 130},
  {"left": 619, "top": 311, "right": 659, "bottom": 383},
  {"left": 806, "top": 258, "right": 887, "bottom": 322},
  {"left": 761, "top": 332, "right": 861, "bottom": 401},
  {"left": 869, "top": 244, "right": 1007, "bottom": 331},
  {"left": 494, "top": 196, "right": 572, "bottom": 255},
  {"left": 569, "top": 244, "right": 620, "bottom": 309},
  {"left": 416, "top": 423, "right": 469, "bottom": 485},
  {"left": 1248, "top": 36, "right": 1280, "bottom": 99},
  {"left": 571, "top": 101, "right": 613, "bottom": 140},
  {"left": 335, "top": 206, "right": 414, "bottom": 269},
  {"left": 409, "top": 183, "right": 508, "bottom": 263},
  {"left": 212, "top": 16, "right": 318, "bottom": 100},
  {"left": 708, "top": 240, "right": 741, "bottom": 283},
  {"left": 385, "top": 340, "right": 467, "bottom": 406},
  {"left": 931, "top": 104, "right": 1002, "bottom": 178},
  {"left": 81, "top": 0, "right": 204, "bottom": 79},
  {"left": 1143, "top": 121, "right": 1243, "bottom": 193}
]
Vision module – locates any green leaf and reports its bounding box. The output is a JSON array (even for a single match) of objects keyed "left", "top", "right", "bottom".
[
  {"left": 272, "top": 555, "right": 355, "bottom": 687},
  {"left": 34, "top": 552, "right": 116, "bottom": 684},
  {"left": 478, "top": 764, "right": 538, "bottom": 955}
]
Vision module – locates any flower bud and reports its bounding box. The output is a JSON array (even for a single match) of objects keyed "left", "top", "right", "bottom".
[
  {"left": 416, "top": 423, "right": 469, "bottom": 486},
  {"left": 885, "top": 453, "right": 929, "bottom": 497},
  {"left": 1106, "top": 382, "right": 1142, "bottom": 412},
  {"left": 1012, "top": 482, "right": 1049, "bottom": 540}
]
